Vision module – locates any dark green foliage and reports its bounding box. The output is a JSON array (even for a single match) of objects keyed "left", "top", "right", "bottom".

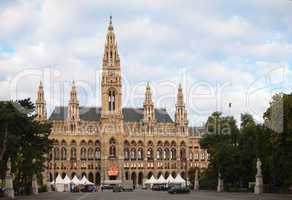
[
  {"left": 0, "top": 99, "right": 52, "bottom": 195},
  {"left": 263, "top": 93, "right": 292, "bottom": 189},
  {"left": 200, "top": 93, "right": 292, "bottom": 192}
]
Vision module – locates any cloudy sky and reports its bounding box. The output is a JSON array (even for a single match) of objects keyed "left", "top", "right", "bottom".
[{"left": 1, "top": 0, "right": 292, "bottom": 126}]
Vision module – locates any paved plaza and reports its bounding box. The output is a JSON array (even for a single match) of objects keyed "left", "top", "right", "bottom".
[{"left": 4, "top": 190, "right": 292, "bottom": 200}]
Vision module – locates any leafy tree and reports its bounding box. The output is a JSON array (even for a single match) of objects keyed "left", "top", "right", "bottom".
[
  {"left": 263, "top": 93, "right": 292, "bottom": 189},
  {"left": 200, "top": 112, "right": 240, "bottom": 188},
  {"left": 0, "top": 99, "right": 52, "bottom": 195},
  {"left": 200, "top": 93, "right": 292, "bottom": 192}
]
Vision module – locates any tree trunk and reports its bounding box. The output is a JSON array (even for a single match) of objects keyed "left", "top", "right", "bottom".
[{"left": 0, "top": 127, "right": 8, "bottom": 161}]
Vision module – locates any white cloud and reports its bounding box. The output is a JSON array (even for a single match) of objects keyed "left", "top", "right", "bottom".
[{"left": 0, "top": 0, "right": 291, "bottom": 125}]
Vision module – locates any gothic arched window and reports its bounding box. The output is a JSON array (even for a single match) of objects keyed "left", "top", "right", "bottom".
[
  {"left": 109, "top": 138, "right": 116, "bottom": 158},
  {"left": 124, "top": 148, "right": 129, "bottom": 160},
  {"left": 124, "top": 140, "right": 130, "bottom": 160},
  {"left": 71, "top": 147, "right": 77, "bottom": 160},
  {"left": 171, "top": 148, "right": 176, "bottom": 160},
  {"left": 61, "top": 147, "right": 67, "bottom": 160},
  {"left": 88, "top": 148, "right": 94, "bottom": 160},
  {"left": 54, "top": 147, "right": 60, "bottom": 160},
  {"left": 180, "top": 148, "right": 186, "bottom": 161},
  {"left": 157, "top": 148, "right": 163, "bottom": 160},
  {"left": 95, "top": 148, "right": 101, "bottom": 160},
  {"left": 81, "top": 148, "right": 87, "bottom": 160},
  {"left": 164, "top": 148, "right": 170, "bottom": 160},
  {"left": 108, "top": 90, "right": 116, "bottom": 111},
  {"left": 137, "top": 148, "right": 144, "bottom": 160},
  {"left": 130, "top": 148, "right": 136, "bottom": 160},
  {"left": 147, "top": 148, "right": 153, "bottom": 160}
]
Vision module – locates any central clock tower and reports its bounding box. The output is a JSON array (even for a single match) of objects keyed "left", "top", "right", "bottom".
[
  {"left": 100, "top": 17, "right": 124, "bottom": 182},
  {"left": 101, "top": 16, "right": 122, "bottom": 119}
]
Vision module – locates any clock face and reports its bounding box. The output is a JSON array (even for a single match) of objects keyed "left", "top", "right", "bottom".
[{"left": 108, "top": 70, "right": 115, "bottom": 76}]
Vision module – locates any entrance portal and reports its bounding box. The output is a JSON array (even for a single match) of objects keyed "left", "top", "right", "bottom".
[{"left": 109, "top": 176, "right": 117, "bottom": 180}]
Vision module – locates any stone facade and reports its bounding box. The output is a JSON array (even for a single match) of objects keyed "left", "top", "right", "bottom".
[{"left": 36, "top": 18, "right": 209, "bottom": 187}]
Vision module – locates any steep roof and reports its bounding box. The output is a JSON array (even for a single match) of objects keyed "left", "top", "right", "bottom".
[{"left": 49, "top": 106, "right": 173, "bottom": 123}]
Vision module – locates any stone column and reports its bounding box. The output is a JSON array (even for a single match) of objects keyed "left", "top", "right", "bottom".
[
  {"left": 217, "top": 173, "right": 224, "bottom": 192},
  {"left": 194, "top": 169, "right": 199, "bottom": 191},
  {"left": 4, "top": 158, "right": 15, "bottom": 199},
  {"left": 254, "top": 158, "right": 263, "bottom": 195}
]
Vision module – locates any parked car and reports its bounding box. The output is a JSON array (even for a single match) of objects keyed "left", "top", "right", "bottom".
[
  {"left": 80, "top": 185, "right": 96, "bottom": 192},
  {"left": 151, "top": 184, "right": 168, "bottom": 191},
  {"left": 122, "top": 180, "right": 134, "bottom": 191},
  {"left": 101, "top": 184, "right": 113, "bottom": 191},
  {"left": 151, "top": 184, "right": 161, "bottom": 191},
  {"left": 113, "top": 185, "right": 122, "bottom": 192},
  {"left": 168, "top": 185, "right": 190, "bottom": 194}
]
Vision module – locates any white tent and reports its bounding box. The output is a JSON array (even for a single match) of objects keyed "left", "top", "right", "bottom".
[
  {"left": 71, "top": 175, "right": 82, "bottom": 185},
  {"left": 80, "top": 176, "right": 94, "bottom": 185},
  {"left": 145, "top": 175, "right": 157, "bottom": 184},
  {"left": 55, "top": 174, "right": 65, "bottom": 184},
  {"left": 166, "top": 174, "right": 175, "bottom": 184},
  {"left": 157, "top": 175, "right": 167, "bottom": 184},
  {"left": 63, "top": 175, "right": 72, "bottom": 184},
  {"left": 55, "top": 174, "right": 65, "bottom": 192},
  {"left": 173, "top": 174, "right": 186, "bottom": 184},
  {"left": 63, "top": 175, "right": 72, "bottom": 192}
]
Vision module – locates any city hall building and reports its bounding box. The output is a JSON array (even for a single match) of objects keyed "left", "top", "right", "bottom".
[{"left": 36, "top": 18, "right": 208, "bottom": 187}]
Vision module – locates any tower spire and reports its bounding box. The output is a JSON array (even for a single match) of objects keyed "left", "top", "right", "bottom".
[
  {"left": 108, "top": 15, "right": 113, "bottom": 31},
  {"left": 175, "top": 83, "right": 188, "bottom": 127},
  {"left": 36, "top": 81, "right": 47, "bottom": 121},
  {"left": 143, "top": 82, "right": 155, "bottom": 122},
  {"left": 68, "top": 80, "right": 79, "bottom": 121},
  {"left": 103, "top": 16, "right": 120, "bottom": 67}
]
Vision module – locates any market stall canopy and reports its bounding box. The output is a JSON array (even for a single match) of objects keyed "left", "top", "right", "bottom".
[
  {"left": 63, "top": 175, "right": 72, "bottom": 184},
  {"left": 173, "top": 174, "right": 185, "bottom": 184},
  {"left": 145, "top": 175, "right": 157, "bottom": 184},
  {"left": 157, "top": 175, "right": 167, "bottom": 184},
  {"left": 80, "top": 176, "right": 94, "bottom": 185},
  {"left": 55, "top": 174, "right": 65, "bottom": 184},
  {"left": 71, "top": 175, "right": 82, "bottom": 185},
  {"left": 166, "top": 174, "right": 175, "bottom": 183}
]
